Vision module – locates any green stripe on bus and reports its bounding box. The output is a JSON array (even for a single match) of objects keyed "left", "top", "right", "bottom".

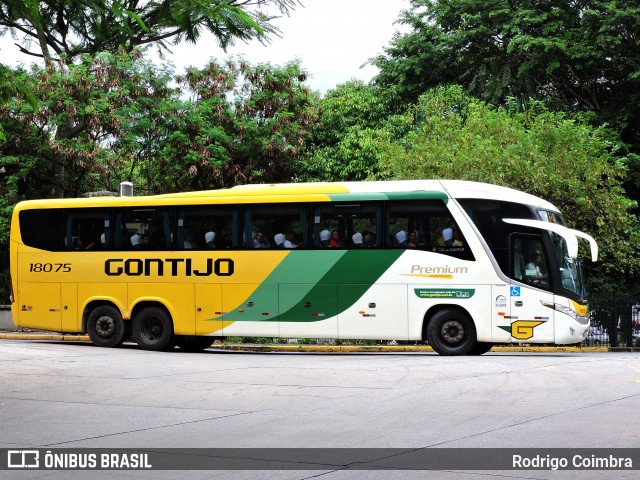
[
  {"left": 385, "top": 191, "right": 448, "bottom": 202},
  {"left": 223, "top": 250, "right": 404, "bottom": 323},
  {"left": 327, "top": 191, "right": 448, "bottom": 202},
  {"left": 276, "top": 250, "right": 405, "bottom": 322},
  {"left": 223, "top": 250, "right": 347, "bottom": 322}
]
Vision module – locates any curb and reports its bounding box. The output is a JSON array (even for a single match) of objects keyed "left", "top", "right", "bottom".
[
  {"left": 0, "top": 333, "right": 91, "bottom": 342},
  {"left": 0, "top": 332, "right": 612, "bottom": 352}
]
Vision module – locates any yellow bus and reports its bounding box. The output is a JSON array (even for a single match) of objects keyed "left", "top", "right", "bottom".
[{"left": 9, "top": 180, "right": 598, "bottom": 355}]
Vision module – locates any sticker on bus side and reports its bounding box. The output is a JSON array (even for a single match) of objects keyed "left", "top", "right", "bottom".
[{"left": 414, "top": 288, "right": 475, "bottom": 299}]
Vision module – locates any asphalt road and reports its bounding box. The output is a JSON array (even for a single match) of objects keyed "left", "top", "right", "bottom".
[{"left": 1, "top": 340, "right": 639, "bottom": 480}]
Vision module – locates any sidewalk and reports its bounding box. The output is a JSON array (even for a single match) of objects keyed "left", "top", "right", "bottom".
[{"left": 0, "top": 331, "right": 614, "bottom": 352}]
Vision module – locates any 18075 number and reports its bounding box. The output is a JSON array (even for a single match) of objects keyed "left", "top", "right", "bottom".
[{"left": 29, "top": 263, "right": 71, "bottom": 272}]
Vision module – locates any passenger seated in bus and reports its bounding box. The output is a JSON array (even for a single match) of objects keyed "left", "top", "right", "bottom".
[
  {"left": 100, "top": 233, "right": 108, "bottom": 249},
  {"left": 130, "top": 233, "right": 142, "bottom": 249},
  {"left": 215, "top": 230, "right": 231, "bottom": 249},
  {"left": 183, "top": 228, "right": 194, "bottom": 249},
  {"left": 284, "top": 232, "right": 300, "bottom": 248},
  {"left": 274, "top": 233, "right": 285, "bottom": 248},
  {"left": 329, "top": 230, "right": 346, "bottom": 248},
  {"left": 363, "top": 231, "right": 375, "bottom": 248},
  {"left": 352, "top": 232, "right": 363, "bottom": 248},
  {"left": 205, "top": 231, "right": 215, "bottom": 249},
  {"left": 139, "top": 234, "right": 153, "bottom": 250},
  {"left": 253, "top": 231, "right": 271, "bottom": 249},
  {"left": 407, "top": 230, "right": 419, "bottom": 248},
  {"left": 395, "top": 230, "right": 407, "bottom": 247},
  {"left": 319, "top": 230, "right": 330, "bottom": 248},
  {"left": 73, "top": 237, "right": 95, "bottom": 250},
  {"left": 452, "top": 229, "right": 464, "bottom": 246}
]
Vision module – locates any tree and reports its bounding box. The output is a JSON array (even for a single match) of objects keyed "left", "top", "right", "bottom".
[
  {"left": 0, "top": 63, "right": 36, "bottom": 141},
  {"left": 372, "top": 0, "right": 640, "bottom": 151},
  {"left": 147, "top": 58, "right": 319, "bottom": 191},
  {"left": 299, "top": 80, "right": 404, "bottom": 181},
  {"left": 0, "top": 0, "right": 298, "bottom": 64},
  {"left": 0, "top": 51, "right": 174, "bottom": 198},
  {"left": 1, "top": 54, "right": 319, "bottom": 197},
  {"left": 376, "top": 86, "right": 640, "bottom": 280},
  {"left": 0, "top": 0, "right": 299, "bottom": 196}
]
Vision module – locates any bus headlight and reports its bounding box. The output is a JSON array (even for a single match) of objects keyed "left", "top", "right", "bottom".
[{"left": 541, "top": 301, "right": 589, "bottom": 325}]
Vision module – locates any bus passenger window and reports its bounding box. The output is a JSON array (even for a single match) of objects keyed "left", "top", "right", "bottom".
[
  {"left": 387, "top": 200, "right": 473, "bottom": 260},
  {"left": 116, "top": 207, "right": 173, "bottom": 251},
  {"left": 313, "top": 202, "right": 381, "bottom": 249},
  {"left": 178, "top": 205, "right": 238, "bottom": 250},
  {"left": 64, "top": 209, "right": 110, "bottom": 252},
  {"left": 247, "top": 204, "right": 308, "bottom": 250},
  {"left": 18, "top": 209, "right": 64, "bottom": 251}
]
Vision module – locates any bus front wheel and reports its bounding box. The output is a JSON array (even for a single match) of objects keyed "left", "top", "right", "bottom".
[
  {"left": 469, "top": 342, "right": 493, "bottom": 355},
  {"left": 427, "top": 309, "right": 477, "bottom": 356},
  {"left": 133, "top": 307, "right": 174, "bottom": 351},
  {"left": 87, "top": 306, "right": 126, "bottom": 348}
]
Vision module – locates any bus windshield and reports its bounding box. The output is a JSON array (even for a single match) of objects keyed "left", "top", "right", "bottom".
[
  {"left": 539, "top": 210, "right": 585, "bottom": 299},
  {"left": 550, "top": 231, "right": 585, "bottom": 299}
]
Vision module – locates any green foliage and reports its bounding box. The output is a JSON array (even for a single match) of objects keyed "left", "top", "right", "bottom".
[
  {"left": 0, "top": 0, "right": 299, "bottom": 196},
  {"left": 299, "top": 81, "right": 404, "bottom": 181},
  {"left": 151, "top": 58, "right": 319, "bottom": 191},
  {"left": 0, "top": 64, "right": 37, "bottom": 142},
  {"left": 0, "top": 0, "right": 298, "bottom": 64},
  {"left": 373, "top": 0, "right": 640, "bottom": 152},
  {"left": 377, "top": 86, "right": 640, "bottom": 278},
  {"left": 1, "top": 51, "right": 174, "bottom": 198},
  {"left": 0, "top": 54, "right": 318, "bottom": 197}
]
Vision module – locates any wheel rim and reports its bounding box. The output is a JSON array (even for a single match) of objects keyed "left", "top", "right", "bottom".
[
  {"left": 95, "top": 315, "right": 116, "bottom": 339},
  {"left": 141, "top": 316, "right": 163, "bottom": 343},
  {"left": 440, "top": 319, "right": 465, "bottom": 345}
]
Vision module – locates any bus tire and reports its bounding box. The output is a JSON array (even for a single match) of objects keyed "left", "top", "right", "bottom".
[
  {"left": 87, "top": 306, "right": 126, "bottom": 348},
  {"left": 469, "top": 342, "right": 493, "bottom": 355},
  {"left": 176, "top": 336, "right": 216, "bottom": 352},
  {"left": 427, "top": 309, "right": 477, "bottom": 356},
  {"left": 133, "top": 307, "right": 174, "bottom": 351}
]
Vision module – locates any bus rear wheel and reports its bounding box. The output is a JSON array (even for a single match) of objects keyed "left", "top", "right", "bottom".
[
  {"left": 133, "top": 307, "right": 174, "bottom": 351},
  {"left": 87, "top": 306, "right": 126, "bottom": 348},
  {"left": 427, "top": 309, "right": 477, "bottom": 356},
  {"left": 176, "top": 336, "right": 216, "bottom": 352}
]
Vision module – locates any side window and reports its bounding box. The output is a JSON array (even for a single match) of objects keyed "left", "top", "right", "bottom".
[
  {"left": 512, "top": 235, "right": 551, "bottom": 290},
  {"left": 178, "top": 205, "right": 239, "bottom": 250},
  {"left": 313, "top": 202, "right": 381, "bottom": 248},
  {"left": 246, "top": 204, "right": 308, "bottom": 249},
  {"left": 387, "top": 201, "right": 474, "bottom": 260},
  {"left": 114, "top": 207, "right": 173, "bottom": 251},
  {"left": 64, "top": 209, "right": 110, "bottom": 251},
  {"left": 459, "top": 199, "right": 534, "bottom": 273},
  {"left": 19, "top": 209, "right": 64, "bottom": 251}
]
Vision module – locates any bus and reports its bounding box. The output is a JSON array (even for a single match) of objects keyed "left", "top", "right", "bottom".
[{"left": 9, "top": 180, "right": 598, "bottom": 355}]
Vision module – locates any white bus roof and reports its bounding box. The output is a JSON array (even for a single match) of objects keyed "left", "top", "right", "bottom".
[{"left": 14, "top": 179, "right": 559, "bottom": 212}]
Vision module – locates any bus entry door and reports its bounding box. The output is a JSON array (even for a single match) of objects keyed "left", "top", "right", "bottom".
[{"left": 506, "top": 284, "right": 555, "bottom": 343}]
